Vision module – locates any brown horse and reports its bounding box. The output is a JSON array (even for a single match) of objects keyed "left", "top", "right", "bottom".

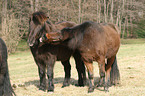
[
  {"left": 0, "top": 38, "right": 16, "bottom": 96},
  {"left": 27, "top": 11, "right": 86, "bottom": 92},
  {"left": 40, "top": 21, "right": 120, "bottom": 93}
]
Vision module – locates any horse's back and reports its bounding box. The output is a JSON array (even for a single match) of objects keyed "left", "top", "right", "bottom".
[{"left": 55, "top": 21, "right": 77, "bottom": 30}]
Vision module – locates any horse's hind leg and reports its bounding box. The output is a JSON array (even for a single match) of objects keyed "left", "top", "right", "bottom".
[
  {"left": 37, "top": 63, "right": 46, "bottom": 91},
  {"left": 105, "top": 56, "right": 116, "bottom": 91},
  {"left": 61, "top": 60, "right": 71, "bottom": 88},
  {"left": 83, "top": 61, "right": 94, "bottom": 93},
  {"left": 97, "top": 57, "right": 107, "bottom": 91}
]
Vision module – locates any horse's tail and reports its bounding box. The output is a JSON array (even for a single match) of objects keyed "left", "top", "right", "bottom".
[{"left": 110, "top": 56, "right": 120, "bottom": 85}]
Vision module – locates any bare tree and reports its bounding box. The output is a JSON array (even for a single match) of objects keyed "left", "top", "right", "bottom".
[
  {"left": 110, "top": 0, "right": 114, "bottom": 23},
  {"left": 30, "top": 0, "right": 34, "bottom": 12},
  {"left": 2, "top": 0, "right": 7, "bottom": 38},
  {"left": 78, "top": 0, "right": 81, "bottom": 23},
  {"left": 104, "top": 0, "right": 107, "bottom": 22},
  {"left": 35, "top": 0, "right": 39, "bottom": 11}
]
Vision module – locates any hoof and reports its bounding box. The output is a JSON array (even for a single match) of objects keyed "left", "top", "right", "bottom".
[
  {"left": 96, "top": 83, "right": 103, "bottom": 87},
  {"left": 39, "top": 86, "right": 46, "bottom": 91},
  {"left": 75, "top": 83, "right": 84, "bottom": 87},
  {"left": 62, "top": 83, "right": 70, "bottom": 88},
  {"left": 47, "top": 89, "right": 54, "bottom": 93},
  {"left": 48, "top": 86, "right": 54, "bottom": 92},
  {"left": 88, "top": 87, "right": 94, "bottom": 93}
]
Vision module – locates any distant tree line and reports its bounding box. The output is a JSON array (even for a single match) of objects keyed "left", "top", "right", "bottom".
[{"left": 0, "top": 0, "right": 144, "bottom": 53}]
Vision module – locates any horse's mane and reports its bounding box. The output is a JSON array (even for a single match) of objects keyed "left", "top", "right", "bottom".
[
  {"left": 68, "top": 21, "right": 93, "bottom": 34},
  {"left": 30, "top": 11, "right": 56, "bottom": 32},
  {"left": 62, "top": 21, "right": 93, "bottom": 49},
  {"left": 31, "top": 11, "right": 48, "bottom": 25}
]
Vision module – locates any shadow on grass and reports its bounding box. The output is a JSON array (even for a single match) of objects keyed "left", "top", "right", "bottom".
[{"left": 24, "top": 77, "right": 100, "bottom": 89}]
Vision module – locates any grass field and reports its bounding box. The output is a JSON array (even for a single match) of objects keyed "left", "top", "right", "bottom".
[{"left": 8, "top": 39, "right": 145, "bottom": 96}]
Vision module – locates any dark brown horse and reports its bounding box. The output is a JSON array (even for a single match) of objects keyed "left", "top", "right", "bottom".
[
  {"left": 40, "top": 21, "right": 120, "bottom": 93},
  {"left": 0, "top": 38, "right": 16, "bottom": 96},
  {"left": 27, "top": 11, "right": 86, "bottom": 92}
]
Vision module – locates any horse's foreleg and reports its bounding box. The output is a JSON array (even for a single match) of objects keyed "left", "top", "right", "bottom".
[
  {"left": 38, "top": 64, "right": 46, "bottom": 91},
  {"left": 73, "top": 51, "right": 86, "bottom": 87},
  {"left": 75, "top": 60, "right": 86, "bottom": 87},
  {"left": 84, "top": 61, "right": 94, "bottom": 93},
  {"left": 61, "top": 60, "right": 71, "bottom": 88},
  {"left": 47, "top": 59, "right": 55, "bottom": 92}
]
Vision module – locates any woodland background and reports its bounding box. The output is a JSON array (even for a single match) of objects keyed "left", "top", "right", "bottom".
[{"left": 0, "top": 0, "right": 144, "bottom": 53}]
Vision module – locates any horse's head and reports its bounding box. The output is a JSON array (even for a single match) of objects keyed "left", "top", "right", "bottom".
[
  {"left": 39, "top": 31, "right": 62, "bottom": 43},
  {"left": 39, "top": 27, "right": 72, "bottom": 43},
  {"left": 27, "top": 11, "right": 54, "bottom": 47}
]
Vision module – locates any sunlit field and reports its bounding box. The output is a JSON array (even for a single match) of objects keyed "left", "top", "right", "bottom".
[{"left": 8, "top": 39, "right": 145, "bottom": 96}]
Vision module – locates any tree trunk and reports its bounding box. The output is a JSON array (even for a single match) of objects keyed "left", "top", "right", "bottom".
[
  {"left": 106, "top": 0, "right": 110, "bottom": 21},
  {"left": 98, "top": 0, "right": 101, "bottom": 23},
  {"left": 2, "top": 0, "right": 7, "bottom": 38},
  {"left": 35, "top": 0, "right": 39, "bottom": 11},
  {"left": 126, "top": 1, "right": 129, "bottom": 38},
  {"left": 78, "top": 0, "right": 81, "bottom": 23},
  {"left": 30, "top": 0, "right": 34, "bottom": 12},
  {"left": 126, "top": 16, "right": 129, "bottom": 38},
  {"left": 110, "top": 0, "right": 114, "bottom": 23},
  {"left": 122, "top": 16, "right": 127, "bottom": 38},
  {"left": 104, "top": 0, "right": 107, "bottom": 22},
  {"left": 130, "top": 15, "right": 133, "bottom": 38},
  {"left": 130, "top": 0, "right": 133, "bottom": 38}
]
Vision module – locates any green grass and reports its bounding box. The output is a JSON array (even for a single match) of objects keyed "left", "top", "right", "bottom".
[
  {"left": 121, "top": 38, "right": 145, "bottom": 44},
  {"left": 8, "top": 39, "right": 145, "bottom": 96}
]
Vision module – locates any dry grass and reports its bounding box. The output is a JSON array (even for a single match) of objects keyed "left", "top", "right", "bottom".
[{"left": 8, "top": 41, "right": 145, "bottom": 96}]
